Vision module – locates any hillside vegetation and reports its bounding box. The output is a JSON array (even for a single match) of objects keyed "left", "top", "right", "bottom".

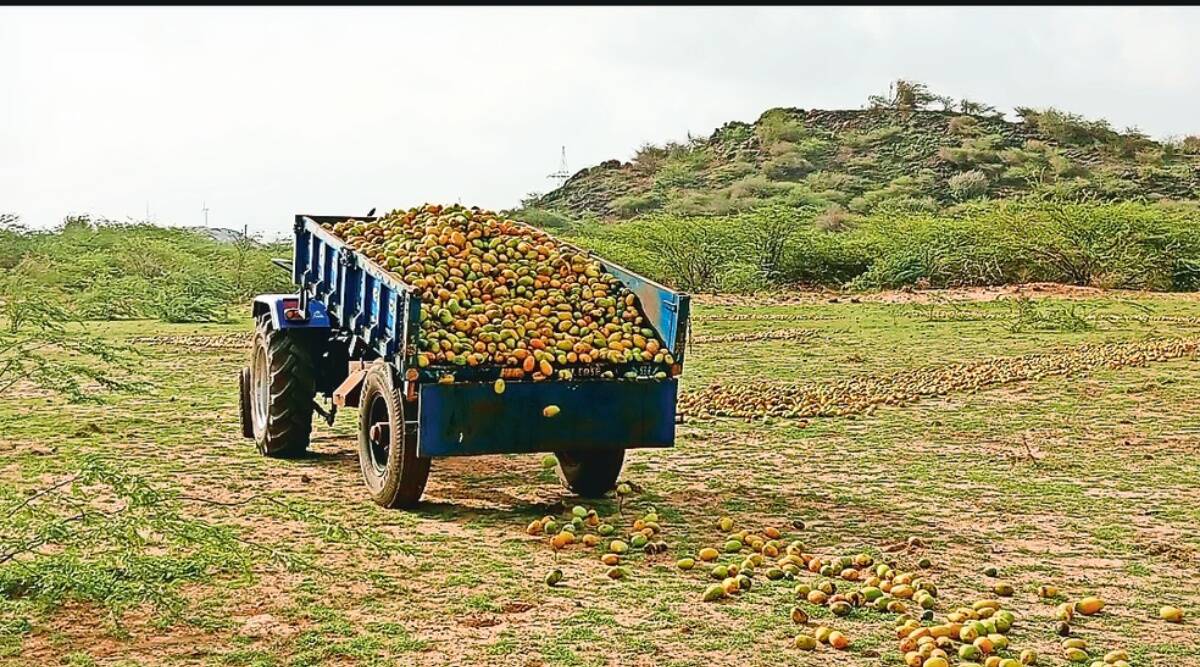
[
  {"left": 527, "top": 82, "right": 1200, "bottom": 221},
  {"left": 518, "top": 82, "right": 1200, "bottom": 293}
]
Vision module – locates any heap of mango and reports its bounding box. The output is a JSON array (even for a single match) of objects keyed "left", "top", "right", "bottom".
[{"left": 324, "top": 204, "right": 671, "bottom": 377}]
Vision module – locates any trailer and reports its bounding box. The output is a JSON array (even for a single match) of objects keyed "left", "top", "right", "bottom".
[{"left": 238, "top": 214, "right": 690, "bottom": 508}]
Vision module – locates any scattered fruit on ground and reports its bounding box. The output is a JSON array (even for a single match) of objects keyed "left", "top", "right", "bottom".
[
  {"left": 1159, "top": 605, "right": 1183, "bottom": 623},
  {"left": 1075, "top": 596, "right": 1105, "bottom": 616}
]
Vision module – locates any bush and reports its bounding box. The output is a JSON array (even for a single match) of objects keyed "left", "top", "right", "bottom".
[
  {"left": 763, "top": 152, "right": 812, "bottom": 181},
  {"left": 514, "top": 208, "right": 573, "bottom": 231},
  {"left": 948, "top": 170, "right": 990, "bottom": 201},
  {"left": 948, "top": 115, "right": 980, "bottom": 136},
  {"left": 609, "top": 191, "right": 665, "bottom": 217},
  {"left": 564, "top": 199, "right": 1199, "bottom": 293},
  {"left": 756, "top": 109, "right": 807, "bottom": 144},
  {"left": 1017, "top": 107, "right": 1117, "bottom": 146},
  {"left": 1, "top": 219, "right": 292, "bottom": 322}
]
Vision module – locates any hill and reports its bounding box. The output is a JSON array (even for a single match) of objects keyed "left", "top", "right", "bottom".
[{"left": 528, "top": 91, "right": 1200, "bottom": 222}]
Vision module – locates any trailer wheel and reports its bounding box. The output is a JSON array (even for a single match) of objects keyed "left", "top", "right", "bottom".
[
  {"left": 249, "top": 317, "right": 316, "bottom": 457},
  {"left": 357, "top": 363, "right": 429, "bottom": 508},
  {"left": 238, "top": 367, "right": 254, "bottom": 439},
  {"left": 554, "top": 450, "right": 625, "bottom": 498}
]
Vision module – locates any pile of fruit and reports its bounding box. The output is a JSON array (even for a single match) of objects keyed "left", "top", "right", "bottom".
[
  {"left": 690, "top": 329, "right": 817, "bottom": 345},
  {"left": 681, "top": 337, "right": 1199, "bottom": 419},
  {"left": 323, "top": 204, "right": 671, "bottom": 379},
  {"left": 130, "top": 334, "right": 248, "bottom": 349},
  {"left": 692, "top": 313, "right": 832, "bottom": 323}
]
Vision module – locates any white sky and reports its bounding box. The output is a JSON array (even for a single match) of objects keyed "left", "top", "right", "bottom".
[{"left": 3, "top": 6, "right": 1198, "bottom": 238}]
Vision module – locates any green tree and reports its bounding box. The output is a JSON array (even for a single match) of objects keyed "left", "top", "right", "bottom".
[{"left": 0, "top": 274, "right": 139, "bottom": 402}]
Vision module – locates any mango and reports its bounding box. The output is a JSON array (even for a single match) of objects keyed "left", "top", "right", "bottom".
[
  {"left": 676, "top": 558, "right": 695, "bottom": 571},
  {"left": 606, "top": 566, "right": 628, "bottom": 580},
  {"left": 702, "top": 583, "right": 725, "bottom": 602},
  {"left": 698, "top": 547, "right": 719, "bottom": 562},
  {"left": 1160, "top": 605, "right": 1183, "bottom": 623},
  {"left": 793, "top": 634, "right": 817, "bottom": 650},
  {"left": 1075, "top": 597, "right": 1105, "bottom": 616},
  {"left": 542, "top": 405, "right": 560, "bottom": 418},
  {"left": 544, "top": 569, "right": 562, "bottom": 586}
]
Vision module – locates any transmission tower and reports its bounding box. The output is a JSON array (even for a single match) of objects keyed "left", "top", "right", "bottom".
[{"left": 547, "top": 146, "right": 570, "bottom": 187}]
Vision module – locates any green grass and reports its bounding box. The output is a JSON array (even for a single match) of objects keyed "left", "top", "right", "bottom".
[{"left": 1, "top": 290, "right": 1199, "bottom": 666}]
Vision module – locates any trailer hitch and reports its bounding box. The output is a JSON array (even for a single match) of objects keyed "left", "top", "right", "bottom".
[{"left": 313, "top": 401, "right": 337, "bottom": 426}]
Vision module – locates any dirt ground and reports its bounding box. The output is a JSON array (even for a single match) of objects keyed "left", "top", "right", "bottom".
[{"left": 2, "top": 289, "right": 1199, "bottom": 666}]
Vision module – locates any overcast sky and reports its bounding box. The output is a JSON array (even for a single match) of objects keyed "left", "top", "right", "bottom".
[{"left": 3, "top": 6, "right": 1198, "bottom": 237}]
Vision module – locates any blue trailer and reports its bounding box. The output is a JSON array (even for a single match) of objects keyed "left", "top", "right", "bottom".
[{"left": 239, "top": 214, "right": 690, "bottom": 508}]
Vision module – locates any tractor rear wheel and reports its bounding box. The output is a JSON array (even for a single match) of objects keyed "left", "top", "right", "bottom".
[
  {"left": 357, "top": 363, "right": 429, "bottom": 508},
  {"left": 249, "top": 317, "right": 316, "bottom": 457},
  {"left": 554, "top": 450, "right": 625, "bottom": 498}
]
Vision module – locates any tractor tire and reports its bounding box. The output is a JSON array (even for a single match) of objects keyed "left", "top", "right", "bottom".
[
  {"left": 554, "top": 449, "right": 625, "bottom": 498},
  {"left": 357, "top": 363, "right": 430, "bottom": 508},
  {"left": 238, "top": 367, "right": 254, "bottom": 439},
  {"left": 249, "top": 317, "right": 315, "bottom": 458}
]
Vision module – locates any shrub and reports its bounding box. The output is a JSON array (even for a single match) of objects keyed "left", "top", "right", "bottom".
[
  {"left": 763, "top": 153, "right": 812, "bottom": 181},
  {"left": 1017, "top": 107, "right": 1117, "bottom": 146},
  {"left": 756, "top": 109, "right": 807, "bottom": 144},
  {"left": 514, "top": 208, "right": 573, "bottom": 230},
  {"left": 0, "top": 219, "right": 292, "bottom": 323},
  {"left": 813, "top": 205, "right": 856, "bottom": 232},
  {"left": 631, "top": 143, "right": 668, "bottom": 175},
  {"left": 608, "top": 191, "right": 664, "bottom": 217},
  {"left": 1182, "top": 136, "right": 1200, "bottom": 155},
  {"left": 725, "top": 175, "right": 791, "bottom": 201},
  {"left": 948, "top": 170, "right": 990, "bottom": 200},
  {"left": 664, "top": 191, "right": 738, "bottom": 216},
  {"left": 948, "top": 115, "right": 980, "bottom": 137},
  {"left": 710, "top": 161, "right": 756, "bottom": 185}
]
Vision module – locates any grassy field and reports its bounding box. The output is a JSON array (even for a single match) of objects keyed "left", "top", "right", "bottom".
[{"left": 2, "top": 288, "right": 1199, "bottom": 666}]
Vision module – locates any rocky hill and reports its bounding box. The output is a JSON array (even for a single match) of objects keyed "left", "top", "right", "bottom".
[{"left": 529, "top": 104, "right": 1200, "bottom": 221}]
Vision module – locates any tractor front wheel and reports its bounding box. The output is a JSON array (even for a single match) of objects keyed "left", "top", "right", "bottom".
[
  {"left": 554, "top": 450, "right": 625, "bottom": 498},
  {"left": 248, "top": 317, "right": 316, "bottom": 457}
]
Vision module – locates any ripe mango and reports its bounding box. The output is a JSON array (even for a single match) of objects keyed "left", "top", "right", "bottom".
[{"left": 1160, "top": 605, "right": 1183, "bottom": 623}]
